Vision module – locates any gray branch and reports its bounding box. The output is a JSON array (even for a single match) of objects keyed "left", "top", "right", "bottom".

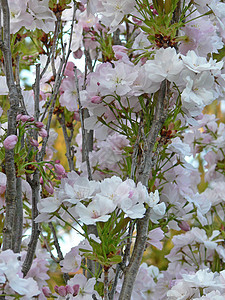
[
  {"left": 118, "top": 80, "right": 168, "bottom": 300},
  {"left": 0, "top": 0, "right": 20, "bottom": 251}
]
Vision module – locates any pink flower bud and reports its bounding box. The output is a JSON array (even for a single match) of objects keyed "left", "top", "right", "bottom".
[
  {"left": 65, "top": 285, "right": 73, "bottom": 294},
  {"left": 20, "top": 115, "right": 33, "bottom": 122},
  {"left": 73, "top": 285, "right": 79, "bottom": 296},
  {"left": 42, "top": 286, "right": 51, "bottom": 297},
  {"left": 55, "top": 163, "right": 66, "bottom": 176},
  {"left": 39, "top": 128, "right": 47, "bottom": 138},
  {"left": 91, "top": 96, "right": 102, "bottom": 104},
  {"left": 58, "top": 286, "right": 67, "bottom": 297},
  {"left": 35, "top": 121, "right": 44, "bottom": 128},
  {"left": 40, "top": 176, "right": 44, "bottom": 184},
  {"left": 3, "top": 135, "right": 18, "bottom": 150},
  {"left": 178, "top": 221, "right": 190, "bottom": 232},
  {"left": 54, "top": 285, "right": 59, "bottom": 293},
  {"left": 29, "top": 138, "right": 39, "bottom": 147},
  {"left": 16, "top": 114, "right": 22, "bottom": 121},
  {"left": 44, "top": 181, "right": 54, "bottom": 194}
]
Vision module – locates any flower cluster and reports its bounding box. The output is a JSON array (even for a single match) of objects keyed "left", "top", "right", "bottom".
[{"left": 36, "top": 172, "right": 163, "bottom": 224}]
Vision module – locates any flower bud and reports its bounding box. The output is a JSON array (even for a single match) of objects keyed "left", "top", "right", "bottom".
[
  {"left": 65, "top": 285, "right": 73, "bottom": 294},
  {"left": 20, "top": 115, "right": 33, "bottom": 122},
  {"left": 91, "top": 96, "right": 102, "bottom": 104},
  {"left": 3, "top": 135, "right": 18, "bottom": 150},
  {"left": 58, "top": 286, "right": 67, "bottom": 297},
  {"left": 73, "top": 284, "right": 79, "bottom": 296},
  {"left": 178, "top": 221, "right": 190, "bottom": 232},
  {"left": 55, "top": 163, "right": 66, "bottom": 176},
  {"left": 29, "top": 138, "right": 39, "bottom": 147},
  {"left": 16, "top": 114, "right": 22, "bottom": 121},
  {"left": 35, "top": 121, "right": 44, "bottom": 128},
  {"left": 42, "top": 286, "right": 51, "bottom": 297},
  {"left": 44, "top": 181, "right": 54, "bottom": 194}
]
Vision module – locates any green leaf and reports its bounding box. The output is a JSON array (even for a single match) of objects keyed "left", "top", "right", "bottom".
[{"left": 107, "top": 255, "right": 122, "bottom": 264}]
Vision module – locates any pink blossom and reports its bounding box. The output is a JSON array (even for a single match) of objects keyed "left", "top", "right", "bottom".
[
  {"left": 0, "top": 76, "right": 9, "bottom": 95},
  {"left": 28, "top": 0, "right": 56, "bottom": 33},
  {"left": 8, "top": 0, "right": 33, "bottom": 34},
  {"left": 64, "top": 61, "right": 75, "bottom": 77},
  {"left": 59, "top": 76, "right": 80, "bottom": 111},
  {"left": 3, "top": 135, "right": 18, "bottom": 150},
  {"left": 147, "top": 228, "right": 164, "bottom": 250},
  {"left": 68, "top": 274, "right": 100, "bottom": 299},
  {"left": 60, "top": 247, "right": 81, "bottom": 273},
  {"left": 0, "top": 172, "right": 6, "bottom": 195},
  {"left": 75, "top": 195, "right": 115, "bottom": 225}
]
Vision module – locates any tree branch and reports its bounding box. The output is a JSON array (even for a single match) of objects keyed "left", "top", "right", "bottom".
[
  {"left": 118, "top": 80, "right": 168, "bottom": 300},
  {"left": 0, "top": 0, "right": 20, "bottom": 251}
]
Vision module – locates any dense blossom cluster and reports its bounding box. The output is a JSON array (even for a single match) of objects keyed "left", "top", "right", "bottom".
[{"left": 1, "top": 0, "right": 225, "bottom": 299}]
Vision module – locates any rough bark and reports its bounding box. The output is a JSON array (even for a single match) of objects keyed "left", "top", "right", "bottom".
[{"left": 118, "top": 80, "right": 168, "bottom": 300}]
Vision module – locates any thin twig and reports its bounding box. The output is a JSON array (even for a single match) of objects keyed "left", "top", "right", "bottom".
[
  {"left": 41, "top": 233, "right": 60, "bottom": 263},
  {"left": 22, "top": 64, "right": 42, "bottom": 276},
  {"left": 57, "top": 111, "right": 75, "bottom": 171},
  {"left": 51, "top": 13, "right": 61, "bottom": 78},
  {"left": 48, "top": 222, "right": 70, "bottom": 282}
]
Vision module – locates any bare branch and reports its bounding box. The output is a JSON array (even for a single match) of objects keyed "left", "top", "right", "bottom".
[
  {"left": 0, "top": 0, "right": 20, "bottom": 251},
  {"left": 74, "top": 66, "right": 92, "bottom": 180},
  {"left": 22, "top": 171, "right": 41, "bottom": 276},
  {"left": 118, "top": 80, "right": 168, "bottom": 300},
  {"left": 22, "top": 64, "right": 41, "bottom": 275}
]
